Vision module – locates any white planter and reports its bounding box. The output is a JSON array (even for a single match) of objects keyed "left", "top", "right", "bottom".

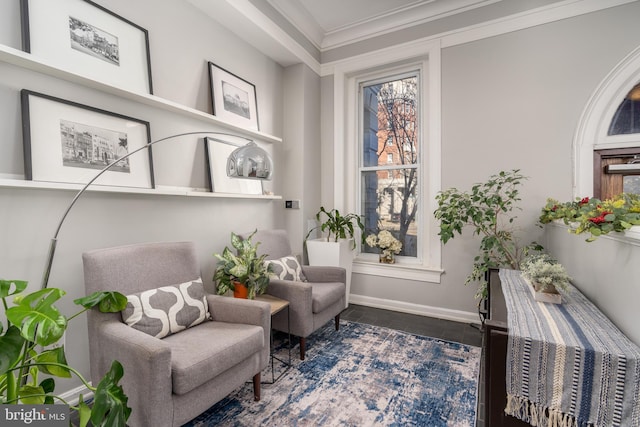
[{"left": 306, "top": 238, "right": 354, "bottom": 309}]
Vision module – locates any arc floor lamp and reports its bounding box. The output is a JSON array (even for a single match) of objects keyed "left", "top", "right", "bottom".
[{"left": 40, "top": 130, "right": 273, "bottom": 290}]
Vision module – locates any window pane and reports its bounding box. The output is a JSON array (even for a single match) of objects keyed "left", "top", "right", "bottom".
[
  {"left": 623, "top": 176, "right": 640, "bottom": 194},
  {"left": 362, "top": 77, "right": 419, "bottom": 167},
  {"left": 361, "top": 74, "right": 419, "bottom": 259},
  {"left": 361, "top": 169, "right": 418, "bottom": 257},
  {"left": 608, "top": 83, "right": 640, "bottom": 135}
]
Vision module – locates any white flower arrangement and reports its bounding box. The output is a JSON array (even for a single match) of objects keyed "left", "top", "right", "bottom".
[{"left": 365, "top": 230, "right": 403, "bottom": 258}]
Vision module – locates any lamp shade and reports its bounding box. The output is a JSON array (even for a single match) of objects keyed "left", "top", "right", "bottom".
[{"left": 227, "top": 141, "right": 273, "bottom": 180}]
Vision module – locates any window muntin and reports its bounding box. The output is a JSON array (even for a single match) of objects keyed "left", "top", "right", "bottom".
[
  {"left": 608, "top": 83, "right": 640, "bottom": 135},
  {"left": 360, "top": 73, "right": 419, "bottom": 258}
]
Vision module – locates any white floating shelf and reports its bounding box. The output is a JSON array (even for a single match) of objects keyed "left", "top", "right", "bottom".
[
  {"left": 0, "top": 179, "right": 281, "bottom": 200},
  {"left": 0, "top": 44, "right": 282, "bottom": 144}
]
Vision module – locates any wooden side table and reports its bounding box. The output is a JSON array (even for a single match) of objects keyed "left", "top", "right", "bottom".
[{"left": 255, "top": 294, "right": 291, "bottom": 384}]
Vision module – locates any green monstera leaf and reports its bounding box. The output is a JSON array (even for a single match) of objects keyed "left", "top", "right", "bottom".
[
  {"left": 74, "top": 291, "right": 128, "bottom": 313},
  {"left": 6, "top": 288, "right": 67, "bottom": 347},
  {"left": 0, "top": 325, "right": 25, "bottom": 374},
  {"left": 90, "top": 361, "right": 131, "bottom": 427}
]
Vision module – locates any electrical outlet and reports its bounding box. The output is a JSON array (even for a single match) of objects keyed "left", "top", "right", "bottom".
[{"left": 285, "top": 200, "right": 300, "bottom": 209}]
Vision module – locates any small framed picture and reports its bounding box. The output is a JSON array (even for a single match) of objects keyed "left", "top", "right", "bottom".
[
  {"left": 21, "top": 0, "right": 153, "bottom": 94},
  {"left": 21, "top": 89, "right": 154, "bottom": 189},
  {"left": 208, "top": 62, "right": 259, "bottom": 130},
  {"left": 204, "top": 136, "right": 262, "bottom": 195}
]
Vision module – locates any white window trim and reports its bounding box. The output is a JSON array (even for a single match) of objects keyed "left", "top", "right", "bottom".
[
  {"left": 331, "top": 38, "right": 442, "bottom": 283},
  {"left": 573, "top": 43, "right": 640, "bottom": 197},
  {"left": 572, "top": 43, "right": 640, "bottom": 241}
]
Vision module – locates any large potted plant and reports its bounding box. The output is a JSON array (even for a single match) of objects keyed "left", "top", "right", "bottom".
[
  {"left": 434, "top": 170, "right": 542, "bottom": 303},
  {"left": 305, "top": 207, "right": 365, "bottom": 308},
  {"left": 1, "top": 279, "right": 130, "bottom": 427},
  {"left": 214, "top": 230, "right": 272, "bottom": 299}
]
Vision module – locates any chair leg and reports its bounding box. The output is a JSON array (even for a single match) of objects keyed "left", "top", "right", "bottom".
[
  {"left": 299, "top": 337, "right": 306, "bottom": 360},
  {"left": 335, "top": 314, "right": 340, "bottom": 331},
  {"left": 253, "top": 373, "right": 261, "bottom": 401}
]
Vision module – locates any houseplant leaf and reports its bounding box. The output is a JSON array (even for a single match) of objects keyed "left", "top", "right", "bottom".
[
  {"left": 6, "top": 288, "right": 67, "bottom": 347},
  {"left": 35, "top": 347, "right": 71, "bottom": 378},
  {"left": 0, "top": 279, "right": 28, "bottom": 299},
  {"left": 74, "top": 291, "right": 128, "bottom": 313},
  {"left": 91, "top": 360, "right": 131, "bottom": 427},
  {"left": 0, "top": 325, "right": 25, "bottom": 374}
]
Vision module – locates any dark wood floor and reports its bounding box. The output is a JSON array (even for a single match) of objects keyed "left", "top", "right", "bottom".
[{"left": 341, "top": 304, "right": 486, "bottom": 427}]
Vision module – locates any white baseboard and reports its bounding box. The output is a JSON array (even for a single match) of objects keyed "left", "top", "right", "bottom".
[
  {"left": 58, "top": 384, "right": 93, "bottom": 406},
  {"left": 348, "top": 294, "right": 479, "bottom": 324}
]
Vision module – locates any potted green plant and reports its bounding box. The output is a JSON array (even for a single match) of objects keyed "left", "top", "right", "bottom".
[
  {"left": 520, "top": 253, "right": 571, "bottom": 303},
  {"left": 1, "top": 279, "right": 130, "bottom": 427},
  {"left": 539, "top": 193, "right": 640, "bottom": 241},
  {"left": 213, "top": 230, "right": 272, "bottom": 299},
  {"left": 305, "top": 207, "right": 365, "bottom": 248},
  {"left": 434, "top": 169, "right": 542, "bottom": 301},
  {"left": 305, "top": 207, "right": 365, "bottom": 309}
]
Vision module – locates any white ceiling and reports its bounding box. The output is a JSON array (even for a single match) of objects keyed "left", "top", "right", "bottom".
[{"left": 267, "top": 0, "right": 499, "bottom": 50}]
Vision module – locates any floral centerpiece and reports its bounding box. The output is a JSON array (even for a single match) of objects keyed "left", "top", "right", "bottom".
[
  {"left": 365, "top": 230, "right": 402, "bottom": 263},
  {"left": 539, "top": 193, "right": 640, "bottom": 242}
]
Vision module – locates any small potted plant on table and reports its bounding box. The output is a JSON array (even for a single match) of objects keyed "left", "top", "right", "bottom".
[
  {"left": 520, "top": 253, "right": 571, "bottom": 304},
  {"left": 214, "top": 230, "right": 272, "bottom": 299}
]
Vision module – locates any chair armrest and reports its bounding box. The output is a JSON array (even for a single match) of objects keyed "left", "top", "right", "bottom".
[
  {"left": 97, "top": 320, "right": 173, "bottom": 425},
  {"left": 265, "top": 279, "right": 313, "bottom": 337},
  {"left": 301, "top": 265, "right": 346, "bottom": 283},
  {"left": 206, "top": 295, "right": 271, "bottom": 368},
  {"left": 206, "top": 295, "right": 270, "bottom": 328}
]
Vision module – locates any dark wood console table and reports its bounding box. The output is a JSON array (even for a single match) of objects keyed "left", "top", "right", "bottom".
[{"left": 483, "top": 269, "right": 529, "bottom": 426}]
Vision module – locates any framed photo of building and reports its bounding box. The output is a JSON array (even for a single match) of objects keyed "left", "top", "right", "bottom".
[
  {"left": 21, "top": 89, "right": 154, "bottom": 189},
  {"left": 208, "top": 62, "right": 259, "bottom": 130},
  {"left": 20, "top": 0, "right": 153, "bottom": 94},
  {"left": 204, "top": 137, "right": 262, "bottom": 195}
]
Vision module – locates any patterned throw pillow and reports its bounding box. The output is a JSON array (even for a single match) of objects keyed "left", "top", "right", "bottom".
[
  {"left": 121, "top": 278, "right": 210, "bottom": 339},
  {"left": 265, "top": 256, "right": 307, "bottom": 282}
]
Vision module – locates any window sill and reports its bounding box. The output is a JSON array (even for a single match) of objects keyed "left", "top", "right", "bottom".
[
  {"left": 549, "top": 221, "right": 640, "bottom": 245},
  {"left": 352, "top": 259, "right": 443, "bottom": 283}
]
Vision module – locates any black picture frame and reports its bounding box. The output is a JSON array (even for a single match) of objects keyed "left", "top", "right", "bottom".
[
  {"left": 21, "top": 0, "right": 153, "bottom": 94},
  {"left": 208, "top": 61, "right": 259, "bottom": 130},
  {"left": 21, "top": 89, "right": 154, "bottom": 189}
]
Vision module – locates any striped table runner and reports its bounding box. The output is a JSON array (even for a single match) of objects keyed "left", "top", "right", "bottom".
[{"left": 499, "top": 269, "right": 640, "bottom": 427}]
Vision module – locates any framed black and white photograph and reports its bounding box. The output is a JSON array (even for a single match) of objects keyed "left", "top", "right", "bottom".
[
  {"left": 204, "top": 137, "right": 262, "bottom": 195},
  {"left": 21, "top": 89, "right": 153, "bottom": 189},
  {"left": 208, "top": 62, "right": 259, "bottom": 130},
  {"left": 21, "top": 0, "right": 153, "bottom": 94}
]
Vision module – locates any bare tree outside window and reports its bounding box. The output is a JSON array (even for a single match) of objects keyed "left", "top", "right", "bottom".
[{"left": 361, "top": 74, "right": 420, "bottom": 257}]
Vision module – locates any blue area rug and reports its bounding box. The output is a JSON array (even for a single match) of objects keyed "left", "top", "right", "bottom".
[{"left": 183, "top": 320, "right": 480, "bottom": 426}]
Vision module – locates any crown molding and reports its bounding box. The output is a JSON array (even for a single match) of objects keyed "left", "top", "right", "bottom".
[
  {"left": 268, "top": 0, "right": 497, "bottom": 51},
  {"left": 320, "top": 0, "right": 638, "bottom": 76}
]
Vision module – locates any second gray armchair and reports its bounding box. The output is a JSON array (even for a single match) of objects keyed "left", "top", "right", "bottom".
[{"left": 245, "top": 229, "right": 346, "bottom": 360}]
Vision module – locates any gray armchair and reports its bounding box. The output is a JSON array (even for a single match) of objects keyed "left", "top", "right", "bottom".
[
  {"left": 245, "top": 229, "right": 346, "bottom": 360},
  {"left": 82, "top": 241, "right": 270, "bottom": 427}
]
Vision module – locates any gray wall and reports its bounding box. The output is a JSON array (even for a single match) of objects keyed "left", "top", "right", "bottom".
[
  {"left": 346, "top": 2, "right": 640, "bottom": 319},
  {"left": 544, "top": 224, "right": 640, "bottom": 346},
  {"left": 0, "top": 0, "right": 287, "bottom": 396}
]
